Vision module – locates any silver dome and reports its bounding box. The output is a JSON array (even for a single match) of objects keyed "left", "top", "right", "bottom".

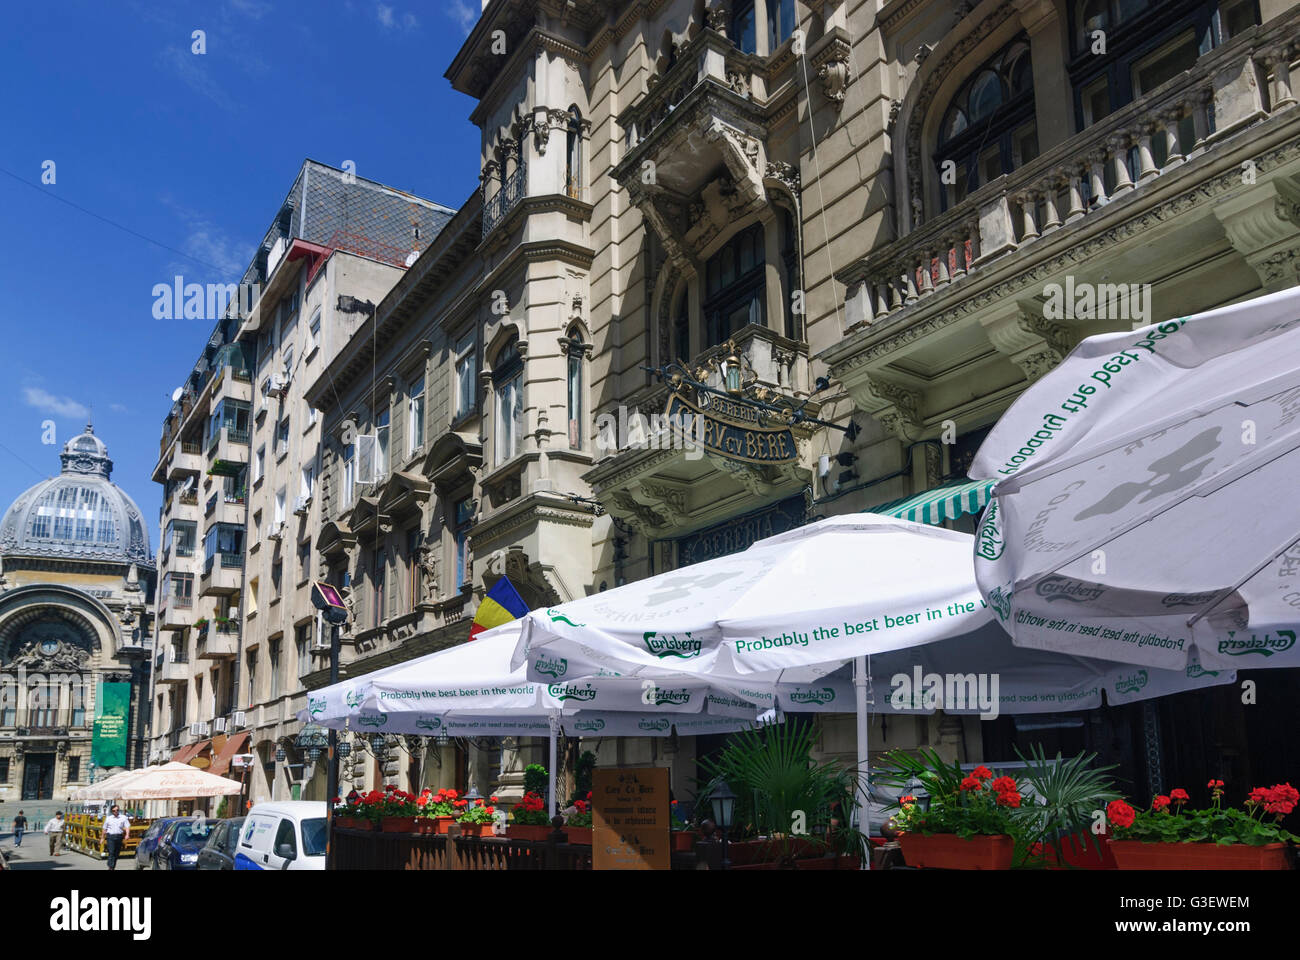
[{"left": 0, "top": 424, "right": 152, "bottom": 566}]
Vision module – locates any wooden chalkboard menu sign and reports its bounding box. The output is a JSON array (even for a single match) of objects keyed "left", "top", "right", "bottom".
[{"left": 592, "top": 767, "right": 671, "bottom": 870}]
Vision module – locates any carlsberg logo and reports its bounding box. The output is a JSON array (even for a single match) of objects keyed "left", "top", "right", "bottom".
[
  {"left": 975, "top": 499, "right": 1004, "bottom": 561},
  {"left": 573, "top": 718, "right": 605, "bottom": 732},
  {"left": 357, "top": 713, "right": 388, "bottom": 727},
  {"left": 788, "top": 687, "right": 836, "bottom": 705},
  {"left": 1216, "top": 629, "right": 1296, "bottom": 657},
  {"left": 638, "top": 718, "right": 671, "bottom": 731},
  {"left": 643, "top": 630, "right": 702, "bottom": 660},
  {"left": 345, "top": 690, "right": 363, "bottom": 709},
  {"left": 548, "top": 682, "right": 598, "bottom": 703},
  {"left": 651, "top": 688, "right": 691, "bottom": 706},
  {"left": 1114, "top": 670, "right": 1149, "bottom": 694},
  {"left": 416, "top": 717, "right": 443, "bottom": 731},
  {"left": 308, "top": 697, "right": 326, "bottom": 717},
  {"left": 534, "top": 657, "right": 568, "bottom": 679}
]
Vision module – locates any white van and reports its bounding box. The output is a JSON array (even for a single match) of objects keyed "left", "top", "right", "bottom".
[{"left": 233, "top": 801, "right": 328, "bottom": 871}]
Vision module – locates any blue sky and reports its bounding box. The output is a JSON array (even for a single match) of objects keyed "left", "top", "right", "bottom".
[{"left": 0, "top": 0, "right": 482, "bottom": 553}]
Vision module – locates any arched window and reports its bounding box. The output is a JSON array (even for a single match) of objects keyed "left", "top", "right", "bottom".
[
  {"left": 704, "top": 223, "right": 766, "bottom": 347},
  {"left": 566, "top": 331, "right": 585, "bottom": 450},
  {"left": 565, "top": 107, "right": 583, "bottom": 199},
  {"left": 493, "top": 336, "right": 524, "bottom": 465},
  {"left": 935, "top": 37, "right": 1036, "bottom": 210}
]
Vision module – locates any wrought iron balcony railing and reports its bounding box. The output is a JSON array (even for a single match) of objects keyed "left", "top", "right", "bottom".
[{"left": 482, "top": 162, "right": 526, "bottom": 238}]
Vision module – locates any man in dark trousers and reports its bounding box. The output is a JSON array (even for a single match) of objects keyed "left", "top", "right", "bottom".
[
  {"left": 12, "top": 810, "right": 26, "bottom": 847},
  {"left": 102, "top": 805, "right": 131, "bottom": 870}
]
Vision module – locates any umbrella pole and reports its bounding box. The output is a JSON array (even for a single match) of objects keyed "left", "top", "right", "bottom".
[
  {"left": 547, "top": 715, "right": 559, "bottom": 819},
  {"left": 854, "top": 655, "right": 871, "bottom": 871}
]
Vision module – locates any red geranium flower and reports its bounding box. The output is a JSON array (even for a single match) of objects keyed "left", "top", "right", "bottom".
[
  {"left": 485, "top": 806, "right": 495, "bottom": 815},
  {"left": 959, "top": 776, "right": 983, "bottom": 792},
  {"left": 996, "top": 790, "right": 1021, "bottom": 807},
  {"left": 900, "top": 795, "right": 916, "bottom": 806},
  {"left": 972, "top": 765, "right": 993, "bottom": 780},
  {"left": 1207, "top": 779, "right": 1224, "bottom": 789},
  {"left": 1107, "top": 799, "right": 1136, "bottom": 829},
  {"left": 990, "top": 776, "right": 1017, "bottom": 794},
  {"left": 1152, "top": 795, "right": 1171, "bottom": 811},
  {"left": 1170, "top": 788, "right": 1190, "bottom": 804}
]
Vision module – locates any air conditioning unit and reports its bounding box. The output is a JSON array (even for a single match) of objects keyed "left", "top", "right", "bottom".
[
  {"left": 293, "top": 495, "right": 311, "bottom": 515},
  {"left": 190, "top": 721, "right": 210, "bottom": 738},
  {"left": 263, "top": 375, "right": 287, "bottom": 399},
  {"left": 213, "top": 717, "right": 228, "bottom": 734},
  {"left": 232, "top": 710, "right": 248, "bottom": 728}
]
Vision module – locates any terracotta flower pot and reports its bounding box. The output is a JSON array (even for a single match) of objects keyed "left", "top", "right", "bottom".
[
  {"left": 380, "top": 816, "right": 420, "bottom": 833},
  {"left": 1108, "top": 840, "right": 1291, "bottom": 870},
  {"left": 672, "top": 831, "right": 697, "bottom": 852},
  {"left": 564, "top": 826, "right": 592, "bottom": 844},
  {"left": 507, "top": 824, "right": 551, "bottom": 842},
  {"left": 1032, "top": 833, "right": 1117, "bottom": 870},
  {"left": 898, "top": 833, "right": 1015, "bottom": 870},
  {"left": 457, "top": 822, "right": 491, "bottom": 838},
  {"left": 433, "top": 815, "right": 456, "bottom": 835}
]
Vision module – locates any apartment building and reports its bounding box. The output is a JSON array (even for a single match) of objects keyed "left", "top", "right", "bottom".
[{"left": 148, "top": 161, "right": 454, "bottom": 805}]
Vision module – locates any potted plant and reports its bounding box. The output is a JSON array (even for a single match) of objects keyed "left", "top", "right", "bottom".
[
  {"left": 878, "top": 751, "right": 1021, "bottom": 869},
  {"left": 698, "top": 721, "right": 860, "bottom": 869},
  {"left": 1106, "top": 780, "right": 1298, "bottom": 869},
  {"left": 456, "top": 798, "right": 497, "bottom": 838},
  {"left": 563, "top": 796, "right": 593, "bottom": 844},
  {"left": 417, "top": 788, "right": 459, "bottom": 834},
  {"left": 1011, "top": 745, "right": 1120, "bottom": 870},
  {"left": 365, "top": 785, "right": 419, "bottom": 833},
  {"left": 508, "top": 791, "right": 551, "bottom": 842},
  {"left": 670, "top": 800, "right": 697, "bottom": 852},
  {"left": 334, "top": 789, "right": 382, "bottom": 831}
]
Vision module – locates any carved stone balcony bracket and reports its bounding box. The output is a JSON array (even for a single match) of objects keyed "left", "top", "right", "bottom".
[
  {"left": 980, "top": 301, "right": 1074, "bottom": 383},
  {"left": 1213, "top": 179, "right": 1300, "bottom": 292},
  {"left": 808, "top": 29, "right": 853, "bottom": 109},
  {"left": 842, "top": 373, "right": 924, "bottom": 442}
]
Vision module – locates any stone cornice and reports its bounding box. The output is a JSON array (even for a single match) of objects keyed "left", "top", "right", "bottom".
[
  {"left": 475, "top": 237, "right": 597, "bottom": 295},
  {"left": 471, "top": 494, "right": 595, "bottom": 548}
]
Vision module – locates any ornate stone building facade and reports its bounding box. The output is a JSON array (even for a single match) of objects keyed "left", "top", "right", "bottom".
[{"left": 0, "top": 426, "right": 155, "bottom": 806}]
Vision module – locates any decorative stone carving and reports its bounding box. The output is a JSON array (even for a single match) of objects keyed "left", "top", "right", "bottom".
[
  {"left": 417, "top": 546, "right": 439, "bottom": 601},
  {"left": 726, "top": 70, "right": 750, "bottom": 99},
  {"left": 818, "top": 57, "right": 851, "bottom": 107},
  {"left": 1213, "top": 180, "right": 1300, "bottom": 292},
  {"left": 764, "top": 160, "right": 801, "bottom": 199},
  {"left": 844, "top": 375, "right": 924, "bottom": 441}
]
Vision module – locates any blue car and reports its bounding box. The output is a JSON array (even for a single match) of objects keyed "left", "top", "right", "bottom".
[
  {"left": 155, "top": 818, "right": 216, "bottom": 870},
  {"left": 135, "top": 817, "right": 183, "bottom": 870}
]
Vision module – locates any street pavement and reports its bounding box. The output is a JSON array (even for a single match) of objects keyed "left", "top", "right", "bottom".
[{"left": 0, "top": 831, "right": 110, "bottom": 871}]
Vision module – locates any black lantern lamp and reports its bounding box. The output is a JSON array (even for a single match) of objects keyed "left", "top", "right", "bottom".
[
  {"left": 274, "top": 746, "right": 286, "bottom": 763},
  {"left": 308, "top": 747, "right": 322, "bottom": 766},
  {"left": 436, "top": 730, "right": 450, "bottom": 747},
  {"left": 336, "top": 740, "right": 352, "bottom": 759},
  {"left": 710, "top": 780, "right": 737, "bottom": 870},
  {"left": 722, "top": 346, "right": 743, "bottom": 395}
]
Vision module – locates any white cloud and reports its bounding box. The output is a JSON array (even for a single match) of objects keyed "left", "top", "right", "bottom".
[
  {"left": 110, "top": 403, "right": 130, "bottom": 414},
  {"left": 376, "top": 2, "right": 418, "bottom": 30},
  {"left": 159, "top": 45, "right": 237, "bottom": 112},
  {"left": 24, "top": 388, "right": 90, "bottom": 420},
  {"left": 445, "top": 0, "right": 476, "bottom": 33}
]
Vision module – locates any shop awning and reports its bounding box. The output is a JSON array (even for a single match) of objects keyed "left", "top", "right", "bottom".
[
  {"left": 208, "top": 731, "right": 250, "bottom": 776},
  {"left": 171, "top": 740, "right": 209, "bottom": 765},
  {"left": 864, "top": 478, "right": 996, "bottom": 526}
]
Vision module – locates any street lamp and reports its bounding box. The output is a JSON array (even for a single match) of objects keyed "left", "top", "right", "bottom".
[
  {"left": 710, "top": 780, "right": 737, "bottom": 870},
  {"left": 336, "top": 740, "right": 352, "bottom": 759},
  {"left": 275, "top": 747, "right": 286, "bottom": 763},
  {"left": 722, "top": 347, "right": 743, "bottom": 395}
]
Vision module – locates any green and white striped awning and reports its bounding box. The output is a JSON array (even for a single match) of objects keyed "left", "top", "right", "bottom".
[{"left": 864, "top": 478, "right": 996, "bottom": 526}]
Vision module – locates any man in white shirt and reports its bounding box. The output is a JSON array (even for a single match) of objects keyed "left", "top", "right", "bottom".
[
  {"left": 102, "top": 805, "right": 131, "bottom": 871},
  {"left": 44, "top": 811, "right": 65, "bottom": 857}
]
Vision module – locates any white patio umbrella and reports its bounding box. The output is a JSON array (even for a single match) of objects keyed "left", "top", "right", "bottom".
[
  {"left": 93, "top": 762, "right": 241, "bottom": 801},
  {"left": 970, "top": 285, "right": 1300, "bottom": 671},
  {"left": 300, "top": 626, "right": 779, "bottom": 816},
  {"left": 71, "top": 768, "right": 138, "bottom": 802}
]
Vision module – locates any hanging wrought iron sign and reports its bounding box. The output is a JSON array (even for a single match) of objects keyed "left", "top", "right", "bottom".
[{"left": 664, "top": 391, "right": 798, "bottom": 465}]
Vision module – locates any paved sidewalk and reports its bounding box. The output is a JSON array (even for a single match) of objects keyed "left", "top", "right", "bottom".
[{"left": 1, "top": 831, "right": 110, "bottom": 871}]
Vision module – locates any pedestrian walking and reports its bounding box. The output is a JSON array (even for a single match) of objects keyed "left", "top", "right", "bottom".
[
  {"left": 12, "top": 810, "right": 27, "bottom": 847},
  {"left": 45, "top": 811, "right": 65, "bottom": 856},
  {"left": 102, "top": 805, "right": 130, "bottom": 870}
]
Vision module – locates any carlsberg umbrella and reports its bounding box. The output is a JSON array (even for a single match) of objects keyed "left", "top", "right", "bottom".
[{"left": 970, "top": 285, "right": 1300, "bottom": 671}]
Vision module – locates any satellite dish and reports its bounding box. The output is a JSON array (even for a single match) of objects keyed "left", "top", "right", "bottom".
[{"left": 171, "top": 387, "right": 184, "bottom": 403}]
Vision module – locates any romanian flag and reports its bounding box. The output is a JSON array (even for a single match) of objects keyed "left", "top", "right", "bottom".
[{"left": 469, "top": 576, "right": 530, "bottom": 639}]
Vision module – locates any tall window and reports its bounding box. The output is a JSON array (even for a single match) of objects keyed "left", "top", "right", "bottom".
[
  {"left": 375, "top": 409, "right": 390, "bottom": 476},
  {"left": 275, "top": 418, "right": 290, "bottom": 458},
  {"left": 373, "top": 549, "right": 386, "bottom": 628},
  {"left": 307, "top": 307, "right": 321, "bottom": 353},
  {"left": 0, "top": 684, "right": 15, "bottom": 727},
  {"left": 274, "top": 488, "right": 286, "bottom": 525},
  {"left": 567, "top": 332, "right": 584, "bottom": 450},
  {"left": 732, "top": 0, "right": 757, "bottom": 54},
  {"left": 295, "top": 622, "right": 312, "bottom": 678},
  {"left": 704, "top": 224, "right": 766, "bottom": 347},
  {"left": 454, "top": 332, "right": 477, "bottom": 420},
  {"left": 407, "top": 374, "right": 425, "bottom": 456},
  {"left": 300, "top": 464, "right": 315, "bottom": 501},
  {"left": 253, "top": 445, "right": 265, "bottom": 484},
  {"left": 935, "top": 38, "right": 1036, "bottom": 210},
  {"left": 246, "top": 651, "right": 257, "bottom": 704},
  {"left": 269, "top": 638, "right": 282, "bottom": 698},
  {"left": 672, "top": 288, "right": 690, "bottom": 362},
  {"left": 565, "top": 108, "right": 583, "bottom": 199},
  {"left": 341, "top": 443, "right": 356, "bottom": 509},
  {"left": 67, "top": 756, "right": 81, "bottom": 782},
  {"left": 768, "top": 0, "right": 796, "bottom": 48},
  {"left": 407, "top": 529, "right": 421, "bottom": 610},
  {"left": 455, "top": 498, "right": 473, "bottom": 591},
  {"left": 493, "top": 337, "right": 524, "bottom": 464}
]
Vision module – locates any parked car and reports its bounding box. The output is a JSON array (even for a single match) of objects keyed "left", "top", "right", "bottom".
[
  {"left": 155, "top": 817, "right": 216, "bottom": 870},
  {"left": 233, "top": 802, "right": 327, "bottom": 871},
  {"left": 197, "top": 817, "right": 245, "bottom": 871},
  {"left": 135, "top": 817, "right": 182, "bottom": 870}
]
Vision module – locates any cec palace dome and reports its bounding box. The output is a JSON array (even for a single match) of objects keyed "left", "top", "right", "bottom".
[{"left": 0, "top": 424, "right": 152, "bottom": 567}]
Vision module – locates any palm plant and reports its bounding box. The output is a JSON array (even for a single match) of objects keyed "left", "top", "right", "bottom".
[
  {"left": 697, "top": 721, "right": 860, "bottom": 865},
  {"left": 1010, "top": 744, "right": 1119, "bottom": 867}
]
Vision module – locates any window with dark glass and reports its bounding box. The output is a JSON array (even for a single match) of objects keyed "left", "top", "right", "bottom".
[
  {"left": 455, "top": 498, "right": 473, "bottom": 591},
  {"left": 493, "top": 338, "right": 524, "bottom": 465},
  {"left": 704, "top": 223, "right": 766, "bottom": 347},
  {"left": 565, "top": 108, "right": 583, "bottom": 199},
  {"left": 373, "top": 549, "right": 386, "bottom": 629},
  {"left": 567, "top": 332, "right": 584, "bottom": 450},
  {"left": 732, "top": 0, "right": 757, "bottom": 54},
  {"left": 672, "top": 288, "right": 690, "bottom": 362},
  {"left": 768, "top": 0, "right": 796, "bottom": 49},
  {"left": 936, "top": 37, "right": 1036, "bottom": 210}
]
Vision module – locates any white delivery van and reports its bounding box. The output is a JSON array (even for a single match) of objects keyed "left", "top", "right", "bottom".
[{"left": 233, "top": 801, "right": 328, "bottom": 871}]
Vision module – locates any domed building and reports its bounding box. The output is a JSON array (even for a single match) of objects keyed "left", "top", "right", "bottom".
[{"left": 0, "top": 425, "right": 155, "bottom": 804}]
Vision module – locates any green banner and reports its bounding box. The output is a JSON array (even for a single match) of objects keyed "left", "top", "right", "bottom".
[{"left": 92, "top": 681, "right": 130, "bottom": 768}]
